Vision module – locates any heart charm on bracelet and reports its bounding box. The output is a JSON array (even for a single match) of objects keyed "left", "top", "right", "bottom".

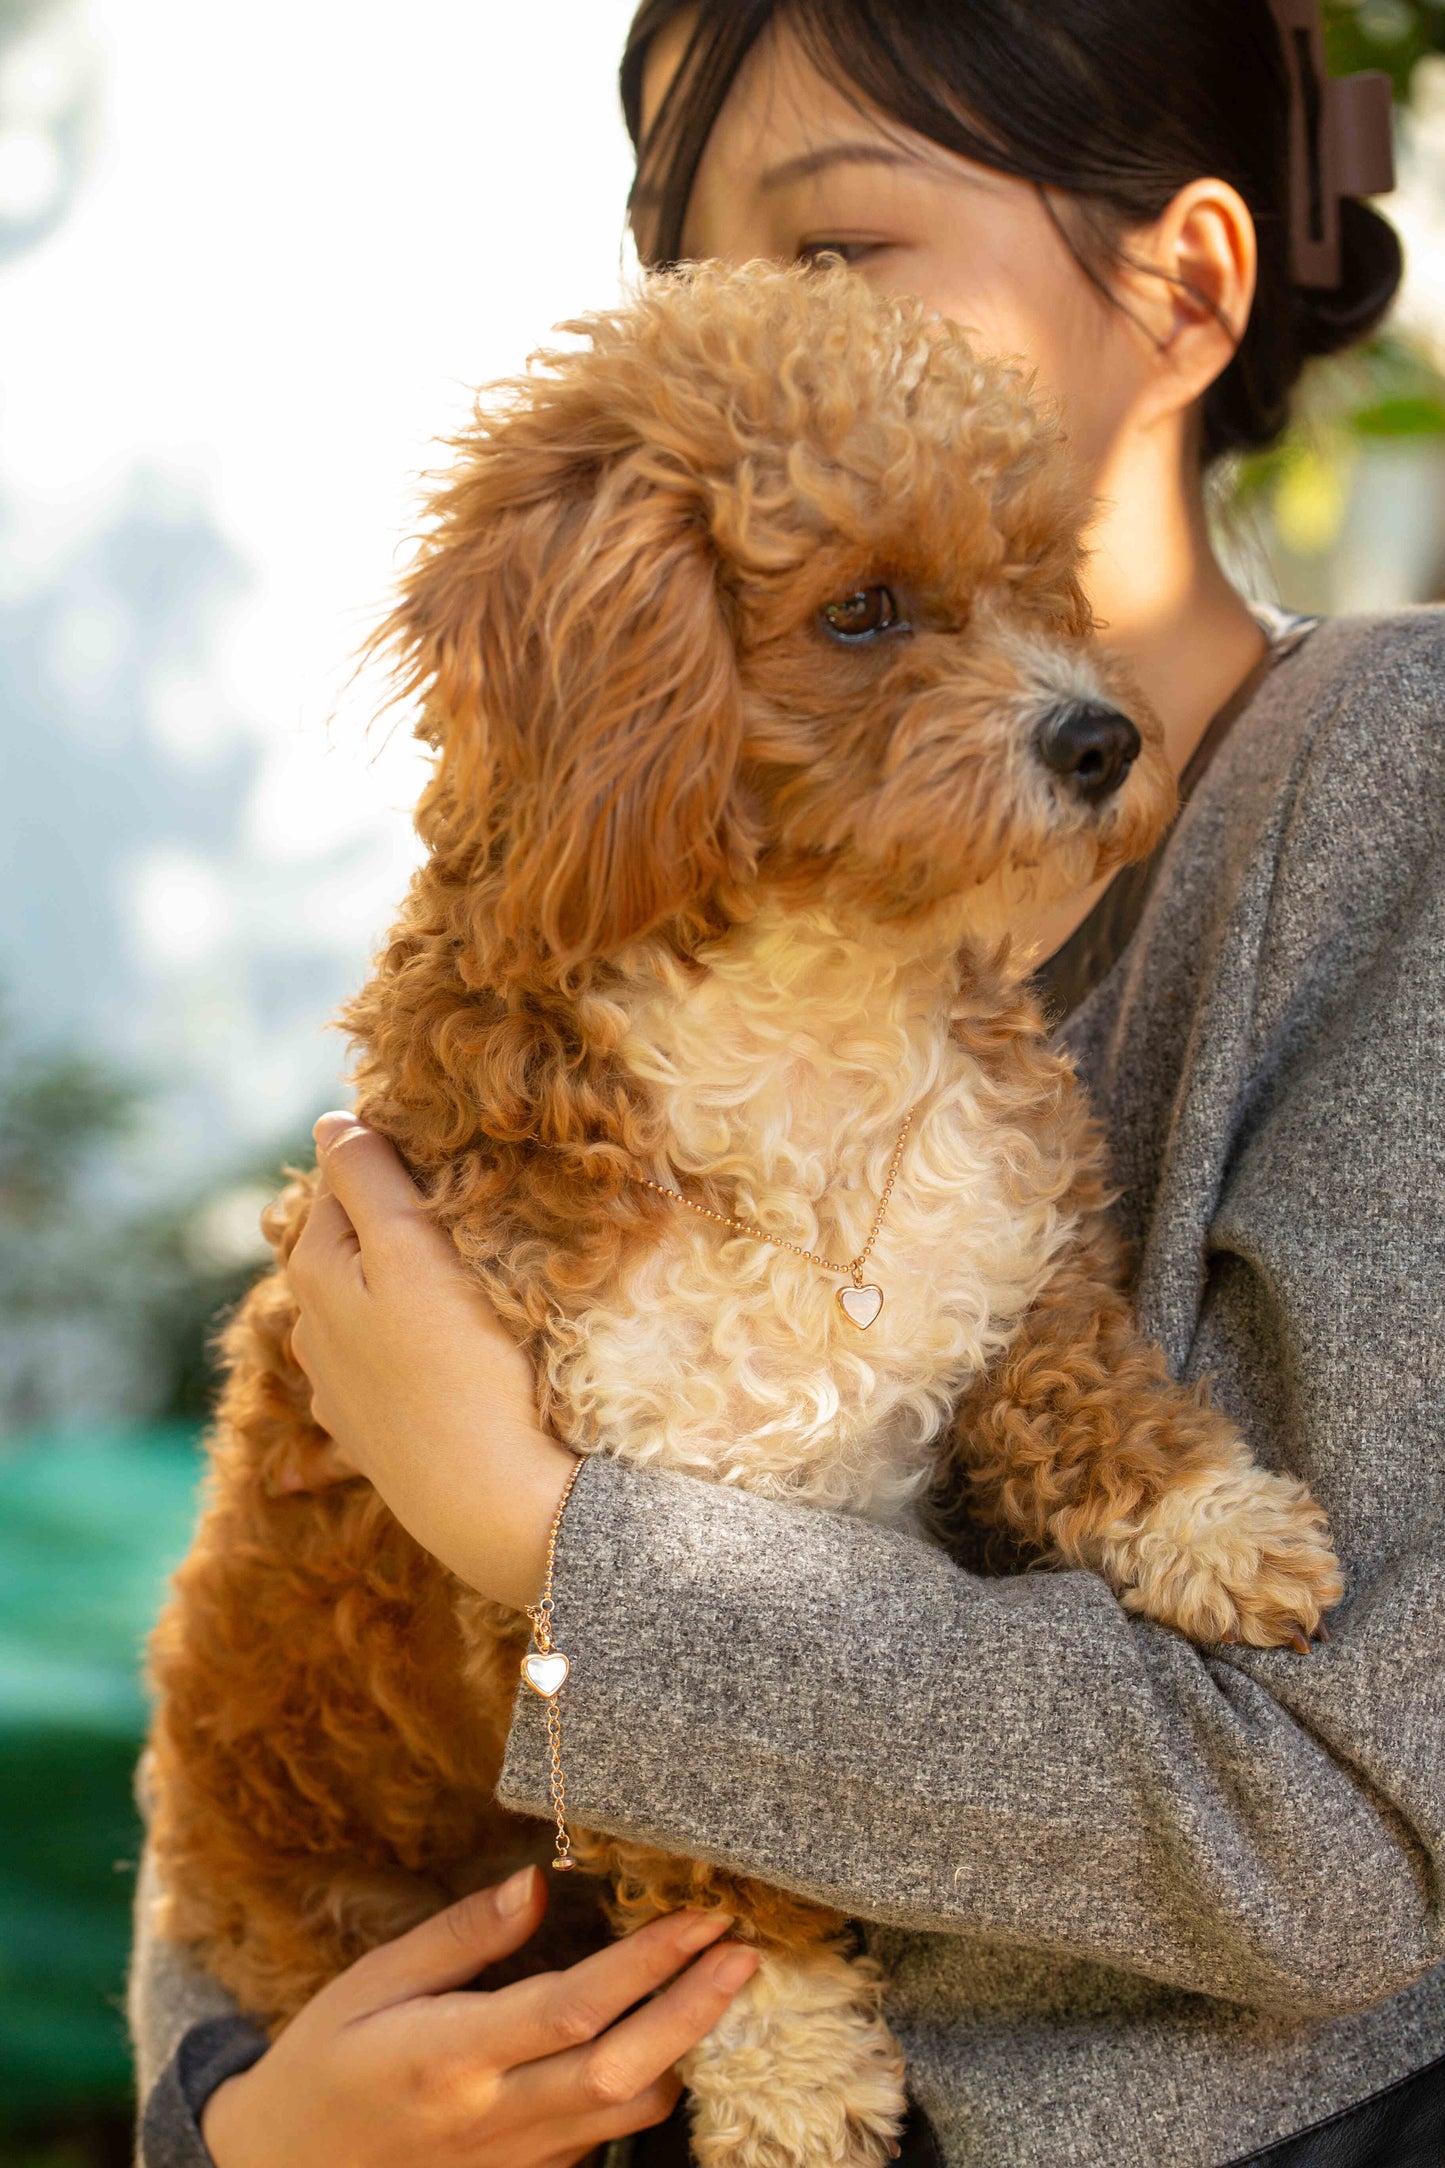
[
  {"left": 837, "top": 1282, "right": 884, "bottom": 1329},
  {"left": 522, "top": 1650, "right": 570, "bottom": 1698}
]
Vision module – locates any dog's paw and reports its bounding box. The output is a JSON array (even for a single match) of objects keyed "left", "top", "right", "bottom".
[
  {"left": 1103, "top": 1464, "right": 1344, "bottom": 1650},
  {"left": 682, "top": 1944, "right": 906, "bottom": 2167}
]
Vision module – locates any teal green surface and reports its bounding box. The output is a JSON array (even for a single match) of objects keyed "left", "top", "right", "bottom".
[{"left": 0, "top": 1428, "right": 203, "bottom": 2119}]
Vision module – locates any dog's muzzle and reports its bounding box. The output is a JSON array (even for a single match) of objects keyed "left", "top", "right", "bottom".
[{"left": 1034, "top": 700, "right": 1141, "bottom": 803}]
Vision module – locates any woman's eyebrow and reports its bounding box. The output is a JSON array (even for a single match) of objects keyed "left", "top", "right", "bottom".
[{"left": 757, "top": 142, "right": 921, "bottom": 193}]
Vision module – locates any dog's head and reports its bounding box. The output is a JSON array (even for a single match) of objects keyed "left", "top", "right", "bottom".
[{"left": 382, "top": 260, "right": 1174, "bottom": 985}]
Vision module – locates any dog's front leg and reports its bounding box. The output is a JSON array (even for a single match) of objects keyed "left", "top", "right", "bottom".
[
  {"left": 945, "top": 1217, "right": 1342, "bottom": 1647},
  {"left": 580, "top": 1839, "right": 907, "bottom": 2168},
  {"left": 682, "top": 1938, "right": 906, "bottom": 2168}
]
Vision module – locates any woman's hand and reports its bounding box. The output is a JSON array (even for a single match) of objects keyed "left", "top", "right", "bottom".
[
  {"left": 287, "top": 1110, "right": 578, "bottom": 1610},
  {"left": 201, "top": 1865, "right": 758, "bottom": 2168}
]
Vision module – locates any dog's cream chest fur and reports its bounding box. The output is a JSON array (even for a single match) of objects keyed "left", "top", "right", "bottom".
[{"left": 543, "top": 904, "right": 1083, "bottom": 1520}]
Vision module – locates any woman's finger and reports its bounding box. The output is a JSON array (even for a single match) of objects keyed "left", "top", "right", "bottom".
[
  {"left": 471, "top": 1909, "right": 734, "bottom": 2071},
  {"left": 328, "top": 1869, "right": 550, "bottom": 2018},
  {"left": 288, "top": 1185, "right": 363, "bottom": 1296},
  {"left": 312, "top": 1113, "right": 434, "bottom": 1255},
  {"left": 529, "top": 2073, "right": 684, "bottom": 2166},
  {"left": 267, "top": 1321, "right": 360, "bottom": 1491},
  {"left": 508, "top": 1938, "right": 759, "bottom": 2126}
]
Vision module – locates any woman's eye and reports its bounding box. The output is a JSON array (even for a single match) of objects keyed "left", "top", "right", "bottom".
[
  {"left": 797, "top": 240, "right": 878, "bottom": 269},
  {"left": 819, "top": 586, "right": 908, "bottom": 643}
]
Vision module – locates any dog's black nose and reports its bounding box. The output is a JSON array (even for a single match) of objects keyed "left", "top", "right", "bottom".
[{"left": 1034, "top": 700, "right": 1141, "bottom": 802}]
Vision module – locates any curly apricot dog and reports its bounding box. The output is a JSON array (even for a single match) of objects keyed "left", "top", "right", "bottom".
[{"left": 145, "top": 262, "right": 1341, "bottom": 2168}]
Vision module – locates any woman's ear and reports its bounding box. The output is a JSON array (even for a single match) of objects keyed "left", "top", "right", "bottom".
[
  {"left": 1116, "top": 177, "right": 1258, "bottom": 419},
  {"left": 383, "top": 438, "right": 750, "bottom": 979}
]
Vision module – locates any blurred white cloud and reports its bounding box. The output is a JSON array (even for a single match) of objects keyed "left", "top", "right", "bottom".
[
  {"left": 181, "top": 1179, "right": 276, "bottom": 1272},
  {"left": 126, "top": 846, "right": 234, "bottom": 967},
  {"left": 1, "top": 0, "right": 640, "bottom": 708},
  {"left": 0, "top": 126, "right": 62, "bottom": 218},
  {"left": 145, "top": 667, "right": 238, "bottom": 770}
]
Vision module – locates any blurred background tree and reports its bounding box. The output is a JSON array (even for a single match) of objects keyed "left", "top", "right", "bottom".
[
  {"left": 0, "top": 992, "right": 318, "bottom": 1437},
  {"left": 1326, "top": 0, "right": 1445, "bottom": 91},
  {"left": 1222, "top": 3, "right": 1445, "bottom": 608},
  {"left": 0, "top": 991, "right": 321, "bottom": 2164}
]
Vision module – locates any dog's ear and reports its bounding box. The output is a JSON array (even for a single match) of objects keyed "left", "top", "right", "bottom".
[{"left": 382, "top": 423, "right": 749, "bottom": 978}]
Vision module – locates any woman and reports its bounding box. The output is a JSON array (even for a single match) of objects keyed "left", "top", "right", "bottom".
[{"left": 128, "top": 3, "right": 1445, "bottom": 2164}]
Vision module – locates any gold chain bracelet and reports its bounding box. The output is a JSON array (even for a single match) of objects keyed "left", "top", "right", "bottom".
[{"left": 521, "top": 1456, "right": 584, "bottom": 1870}]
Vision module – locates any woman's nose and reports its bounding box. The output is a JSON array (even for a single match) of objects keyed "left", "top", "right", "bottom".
[{"left": 1034, "top": 700, "right": 1141, "bottom": 802}]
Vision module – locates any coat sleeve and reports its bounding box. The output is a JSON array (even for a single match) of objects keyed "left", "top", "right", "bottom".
[
  {"left": 127, "top": 1838, "right": 267, "bottom": 2167},
  {"left": 498, "top": 622, "right": 1445, "bottom": 2020},
  {"left": 496, "top": 1451, "right": 1444, "bottom": 2017}
]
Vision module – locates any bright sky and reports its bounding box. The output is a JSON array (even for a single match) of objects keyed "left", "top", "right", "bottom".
[
  {"left": 1, "top": 0, "right": 642, "bottom": 1188},
  {"left": 6, "top": 0, "right": 640, "bottom": 810},
  {"left": 6, "top": 0, "right": 1445, "bottom": 1203}
]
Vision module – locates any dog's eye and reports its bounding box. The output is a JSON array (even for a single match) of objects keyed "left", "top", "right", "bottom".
[{"left": 819, "top": 586, "right": 907, "bottom": 643}]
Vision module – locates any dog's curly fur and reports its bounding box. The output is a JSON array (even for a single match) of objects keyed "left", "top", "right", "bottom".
[{"left": 145, "top": 263, "right": 1343, "bottom": 2167}]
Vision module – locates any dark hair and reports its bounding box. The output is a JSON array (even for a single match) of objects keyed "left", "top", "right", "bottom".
[{"left": 619, "top": 0, "right": 1403, "bottom": 464}]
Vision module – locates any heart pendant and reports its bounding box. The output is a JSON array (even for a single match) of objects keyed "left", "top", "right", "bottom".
[
  {"left": 522, "top": 1650, "right": 570, "bottom": 1698},
  {"left": 837, "top": 1283, "right": 884, "bottom": 1329}
]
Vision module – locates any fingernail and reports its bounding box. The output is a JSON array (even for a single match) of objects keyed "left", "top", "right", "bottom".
[
  {"left": 708, "top": 1944, "right": 759, "bottom": 1993},
  {"left": 497, "top": 1865, "right": 538, "bottom": 1918},
  {"left": 312, "top": 1110, "right": 360, "bottom": 1148},
  {"left": 675, "top": 1909, "right": 732, "bottom": 1952}
]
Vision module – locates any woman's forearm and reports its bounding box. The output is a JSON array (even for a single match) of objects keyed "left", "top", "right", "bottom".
[{"left": 498, "top": 1452, "right": 1445, "bottom": 2017}]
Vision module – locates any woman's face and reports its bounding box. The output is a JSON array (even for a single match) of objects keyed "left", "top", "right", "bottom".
[{"left": 641, "top": 18, "right": 1165, "bottom": 488}]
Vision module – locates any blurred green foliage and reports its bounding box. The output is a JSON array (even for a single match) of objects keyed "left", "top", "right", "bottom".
[
  {"left": 0, "top": 2122, "right": 130, "bottom": 2168},
  {"left": 0, "top": 1427, "right": 202, "bottom": 2140},
  {"left": 0, "top": 1045, "right": 136, "bottom": 1232},
  {"left": 0, "top": 982, "right": 326, "bottom": 2168},
  {"left": 1234, "top": 332, "right": 1445, "bottom": 564},
  {"left": 0, "top": 1006, "right": 321, "bottom": 2151},
  {"left": 116, "top": 1135, "right": 313, "bottom": 1428},
  {"left": 1325, "top": 0, "right": 1445, "bottom": 97},
  {"left": 1230, "top": 17, "right": 1445, "bottom": 593},
  {"left": 0, "top": 994, "right": 322, "bottom": 1432}
]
